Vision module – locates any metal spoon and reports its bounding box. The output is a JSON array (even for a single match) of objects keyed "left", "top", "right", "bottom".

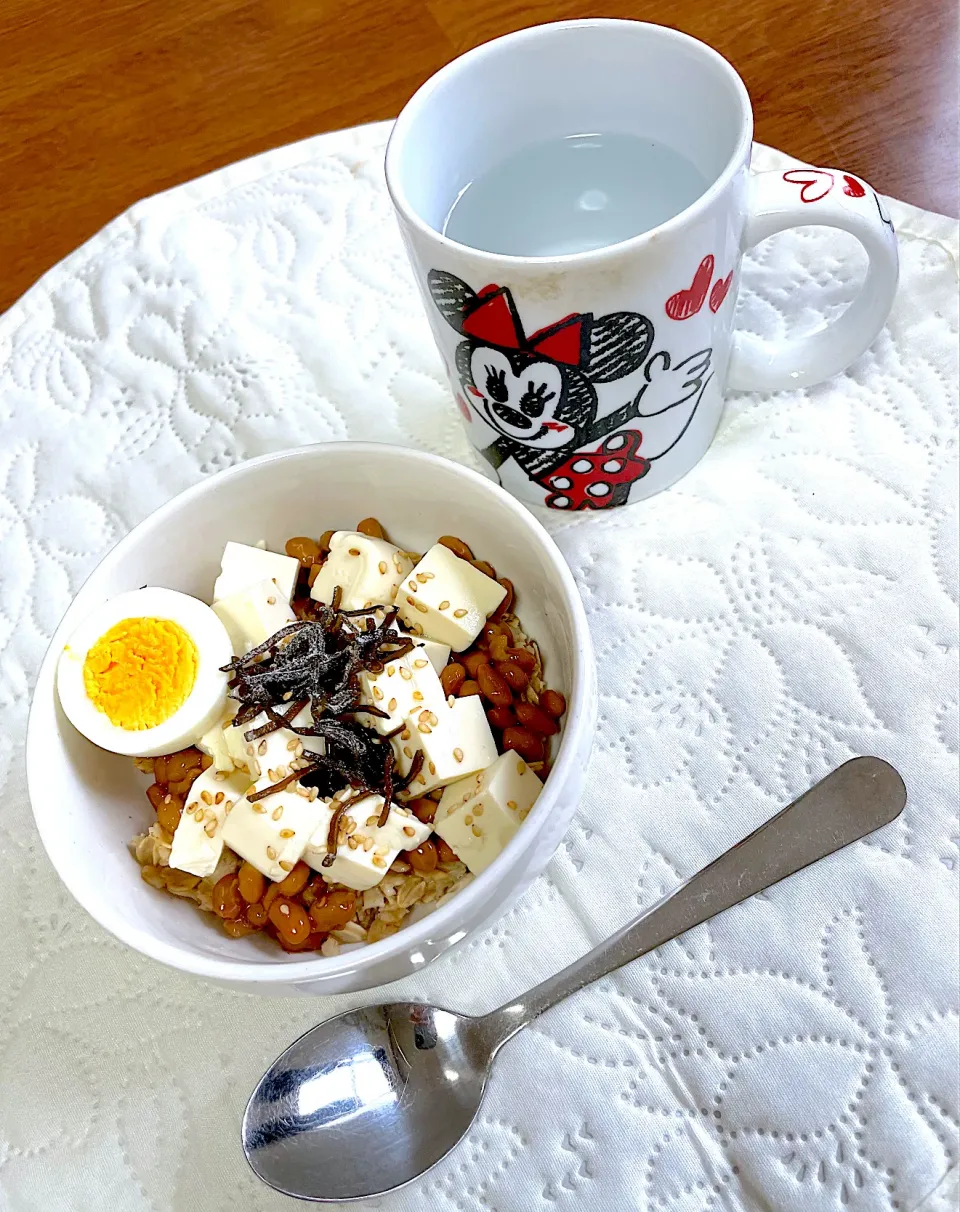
[{"left": 243, "top": 756, "right": 905, "bottom": 1202}]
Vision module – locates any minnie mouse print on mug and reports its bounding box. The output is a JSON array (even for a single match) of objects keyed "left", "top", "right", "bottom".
[{"left": 386, "top": 20, "right": 899, "bottom": 511}]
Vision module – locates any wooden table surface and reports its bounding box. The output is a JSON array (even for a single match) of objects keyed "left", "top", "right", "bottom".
[{"left": 1, "top": 0, "right": 956, "bottom": 314}]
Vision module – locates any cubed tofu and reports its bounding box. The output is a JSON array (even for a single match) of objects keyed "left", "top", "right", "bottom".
[
  {"left": 393, "top": 544, "right": 506, "bottom": 651},
  {"left": 212, "top": 578, "right": 296, "bottom": 655},
  {"left": 223, "top": 707, "right": 313, "bottom": 778},
  {"left": 414, "top": 637, "right": 451, "bottom": 675},
  {"left": 303, "top": 793, "right": 431, "bottom": 890},
  {"left": 358, "top": 650, "right": 447, "bottom": 736},
  {"left": 213, "top": 541, "right": 299, "bottom": 604},
  {"left": 310, "top": 532, "right": 414, "bottom": 612},
  {"left": 434, "top": 752, "right": 543, "bottom": 874},
  {"left": 220, "top": 784, "right": 328, "bottom": 881},
  {"left": 169, "top": 765, "right": 251, "bottom": 877},
  {"left": 197, "top": 701, "right": 239, "bottom": 773},
  {"left": 435, "top": 770, "right": 483, "bottom": 824},
  {"left": 434, "top": 750, "right": 542, "bottom": 824},
  {"left": 393, "top": 695, "right": 498, "bottom": 794}
]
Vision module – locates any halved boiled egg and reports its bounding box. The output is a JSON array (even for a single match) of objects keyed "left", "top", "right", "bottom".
[{"left": 57, "top": 587, "right": 233, "bottom": 757}]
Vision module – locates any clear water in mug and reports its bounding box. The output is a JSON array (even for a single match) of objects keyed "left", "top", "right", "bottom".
[{"left": 442, "top": 132, "right": 710, "bottom": 257}]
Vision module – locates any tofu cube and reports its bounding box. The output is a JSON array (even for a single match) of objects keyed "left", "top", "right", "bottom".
[
  {"left": 310, "top": 532, "right": 414, "bottom": 611},
  {"left": 358, "top": 650, "right": 447, "bottom": 736},
  {"left": 434, "top": 750, "right": 541, "bottom": 824},
  {"left": 220, "top": 785, "right": 328, "bottom": 881},
  {"left": 393, "top": 695, "right": 498, "bottom": 794},
  {"left": 213, "top": 541, "right": 299, "bottom": 604},
  {"left": 434, "top": 752, "right": 543, "bottom": 874},
  {"left": 212, "top": 578, "right": 296, "bottom": 655},
  {"left": 303, "top": 793, "right": 431, "bottom": 890},
  {"left": 223, "top": 707, "right": 313, "bottom": 779},
  {"left": 393, "top": 544, "right": 506, "bottom": 652},
  {"left": 197, "top": 701, "right": 239, "bottom": 773},
  {"left": 169, "top": 766, "right": 251, "bottom": 877},
  {"left": 414, "top": 637, "right": 451, "bottom": 675}
]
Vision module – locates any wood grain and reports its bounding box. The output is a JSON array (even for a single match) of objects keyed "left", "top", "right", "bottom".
[{"left": 1, "top": 0, "right": 956, "bottom": 313}]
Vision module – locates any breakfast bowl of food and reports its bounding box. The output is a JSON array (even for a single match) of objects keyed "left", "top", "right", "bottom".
[{"left": 27, "top": 443, "right": 595, "bottom": 994}]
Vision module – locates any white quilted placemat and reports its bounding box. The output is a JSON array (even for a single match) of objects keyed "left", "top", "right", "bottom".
[{"left": 1, "top": 120, "right": 957, "bottom": 1212}]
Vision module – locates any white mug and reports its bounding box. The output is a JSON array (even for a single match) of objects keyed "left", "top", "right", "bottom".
[{"left": 385, "top": 19, "right": 899, "bottom": 512}]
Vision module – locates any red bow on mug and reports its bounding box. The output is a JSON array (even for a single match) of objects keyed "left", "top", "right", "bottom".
[{"left": 461, "top": 284, "right": 589, "bottom": 368}]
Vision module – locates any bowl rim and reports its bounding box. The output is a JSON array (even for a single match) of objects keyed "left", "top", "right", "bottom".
[{"left": 27, "top": 442, "right": 593, "bottom": 984}]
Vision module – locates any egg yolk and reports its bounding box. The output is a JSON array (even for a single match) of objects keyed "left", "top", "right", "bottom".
[{"left": 82, "top": 617, "right": 199, "bottom": 730}]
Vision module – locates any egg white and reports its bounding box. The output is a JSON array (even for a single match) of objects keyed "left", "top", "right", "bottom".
[{"left": 57, "top": 587, "right": 233, "bottom": 757}]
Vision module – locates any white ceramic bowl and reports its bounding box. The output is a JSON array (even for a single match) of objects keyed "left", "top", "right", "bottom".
[{"left": 27, "top": 444, "right": 596, "bottom": 994}]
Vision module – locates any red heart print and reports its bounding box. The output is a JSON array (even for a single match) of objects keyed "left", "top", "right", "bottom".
[
  {"left": 709, "top": 271, "right": 733, "bottom": 312},
  {"left": 783, "top": 168, "right": 835, "bottom": 203},
  {"left": 665, "top": 255, "right": 715, "bottom": 321},
  {"left": 842, "top": 174, "right": 866, "bottom": 197}
]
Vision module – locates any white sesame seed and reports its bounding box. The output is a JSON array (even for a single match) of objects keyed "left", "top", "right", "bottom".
[
  {"left": 453, "top": 747, "right": 464, "bottom": 763},
  {"left": 266, "top": 846, "right": 278, "bottom": 860},
  {"left": 272, "top": 805, "right": 284, "bottom": 821},
  {"left": 400, "top": 666, "right": 413, "bottom": 681},
  {"left": 403, "top": 825, "right": 416, "bottom": 837},
  {"left": 464, "top": 815, "right": 473, "bottom": 825},
  {"left": 415, "top": 602, "right": 428, "bottom": 614},
  {"left": 388, "top": 697, "right": 398, "bottom": 712},
  {"left": 267, "top": 596, "right": 276, "bottom": 606},
  {"left": 412, "top": 691, "right": 424, "bottom": 702},
  {"left": 507, "top": 800, "right": 518, "bottom": 810},
  {"left": 378, "top": 561, "right": 388, "bottom": 574},
  {"left": 429, "top": 761, "right": 437, "bottom": 775},
  {"left": 258, "top": 740, "right": 268, "bottom": 756},
  {"left": 413, "top": 660, "right": 428, "bottom": 669},
  {"left": 474, "top": 804, "right": 484, "bottom": 816},
  {"left": 186, "top": 802, "right": 197, "bottom": 815},
  {"left": 372, "top": 856, "right": 386, "bottom": 868},
  {"left": 472, "top": 825, "right": 482, "bottom": 837},
  {"left": 438, "top": 600, "right": 450, "bottom": 611},
  {"left": 253, "top": 803, "right": 267, "bottom": 814},
  {"left": 403, "top": 746, "right": 414, "bottom": 759},
  {"left": 201, "top": 789, "right": 213, "bottom": 805},
  {"left": 454, "top": 608, "right": 468, "bottom": 618}
]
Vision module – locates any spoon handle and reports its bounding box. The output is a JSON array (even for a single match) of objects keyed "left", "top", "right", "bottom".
[{"left": 481, "top": 757, "right": 905, "bottom": 1051}]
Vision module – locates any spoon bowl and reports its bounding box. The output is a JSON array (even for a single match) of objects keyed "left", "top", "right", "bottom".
[{"left": 243, "top": 1002, "right": 493, "bottom": 1200}]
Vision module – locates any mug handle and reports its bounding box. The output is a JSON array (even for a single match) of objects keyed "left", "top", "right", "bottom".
[{"left": 726, "top": 166, "right": 899, "bottom": 392}]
